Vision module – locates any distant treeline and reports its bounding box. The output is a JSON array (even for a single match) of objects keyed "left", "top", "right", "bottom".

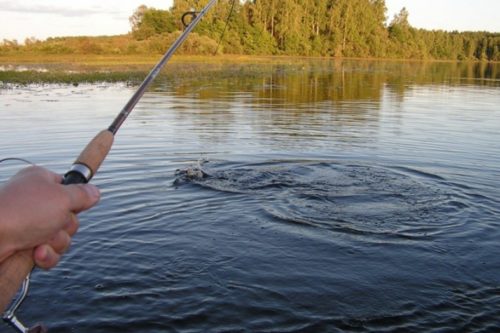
[{"left": 1, "top": 0, "right": 499, "bottom": 61}]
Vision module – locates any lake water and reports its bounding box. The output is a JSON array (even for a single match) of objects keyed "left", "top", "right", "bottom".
[{"left": 1, "top": 60, "right": 499, "bottom": 332}]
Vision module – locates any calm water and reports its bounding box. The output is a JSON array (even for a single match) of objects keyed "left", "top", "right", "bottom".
[{"left": 1, "top": 60, "right": 499, "bottom": 332}]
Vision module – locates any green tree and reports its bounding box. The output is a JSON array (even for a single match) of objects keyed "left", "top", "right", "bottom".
[
  {"left": 130, "top": 5, "right": 176, "bottom": 40},
  {"left": 4, "top": 0, "right": 500, "bottom": 61},
  {"left": 388, "top": 7, "right": 411, "bottom": 43}
]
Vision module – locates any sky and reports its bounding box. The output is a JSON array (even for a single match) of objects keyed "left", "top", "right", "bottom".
[{"left": 1, "top": 0, "right": 499, "bottom": 43}]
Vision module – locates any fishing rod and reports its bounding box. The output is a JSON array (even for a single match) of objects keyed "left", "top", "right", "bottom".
[{"left": 1, "top": 1, "right": 218, "bottom": 332}]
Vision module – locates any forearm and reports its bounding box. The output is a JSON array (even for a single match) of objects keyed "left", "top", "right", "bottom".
[{"left": 0, "top": 248, "right": 34, "bottom": 313}]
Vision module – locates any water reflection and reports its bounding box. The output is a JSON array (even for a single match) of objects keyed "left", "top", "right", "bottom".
[
  {"left": 147, "top": 60, "right": 499, "bottom": 135},
  {"left": 156, "top": 60, "right": 499, "bottom": 104},
  {"left": 135, "top": 60, "right": 495, "bottom": 151}
]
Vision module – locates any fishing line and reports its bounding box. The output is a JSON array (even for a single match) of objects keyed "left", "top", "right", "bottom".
[
  {"left": 213, "top": 0, "right": 236, "bottom": 55},
  {"left": 0, "top": 158, "right": 35, "bottom": 166},
  {"left": 0, "top": 158, "right": 35, "bottom": 181}
]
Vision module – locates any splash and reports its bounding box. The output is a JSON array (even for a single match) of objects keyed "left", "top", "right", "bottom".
[
  {"left": 175, "top": 160, "right": 472, "bottom": 240},
  {"left": 173, "top": 158, "right": 210, "bottom": 186}
]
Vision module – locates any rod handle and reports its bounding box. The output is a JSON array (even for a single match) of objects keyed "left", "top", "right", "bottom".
[
  {"left": 0, "top": 250, "right": 32, "bottom": 313},
  {"left": 1, "top": 130, "right": 114, "bottom": 313},
  {"left": 63, "top": 129, "right": 114, "bottom": 184}
]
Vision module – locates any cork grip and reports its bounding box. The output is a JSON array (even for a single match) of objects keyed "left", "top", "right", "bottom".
[
  {"left": 74, "top": 129, "right": 114, "bottom": 178},
  {"left": 0, "top": 249, "right": 32, "bottom": 312}
]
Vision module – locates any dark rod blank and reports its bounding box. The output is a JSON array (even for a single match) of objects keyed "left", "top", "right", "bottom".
[{"left": 108, "top": 0, "right": 218, "bottom": 134}]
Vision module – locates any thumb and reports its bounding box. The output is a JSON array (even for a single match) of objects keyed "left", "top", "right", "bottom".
[{"left": 64, "top": 183, "right": 100, "bottom": 213}]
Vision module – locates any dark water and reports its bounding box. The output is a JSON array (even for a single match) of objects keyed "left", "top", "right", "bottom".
[{"left": 1, "top": 60, "right": 499, "bottom": 332}]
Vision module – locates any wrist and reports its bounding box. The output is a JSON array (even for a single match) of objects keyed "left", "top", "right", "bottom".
[
  {"left": 0, "top": 223, "right": 17, "bottom": 264},
  {"left": 0, "top": 189, "right": 20, "bottom": 263}
]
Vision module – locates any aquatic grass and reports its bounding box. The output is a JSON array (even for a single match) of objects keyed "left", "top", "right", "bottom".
[
  {"left": 1, "top": 55, "right": 498, "bottom": 87},
  {"left": 0, "top": 67, "right": 265, "bottom": 86},
  {"left": 0, "top": 53, "right": 273, "bottom": 85},
  {"left": 0, "top": 70, "right": 148, "bottom": 85},
  {"left": 0, "top": 60, "right": 279, "bottom": 86},
  {"left": 0, "top": 54, "right": 301, "bottom": 68}
]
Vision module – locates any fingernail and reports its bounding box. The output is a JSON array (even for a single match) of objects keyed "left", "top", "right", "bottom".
[{"left": 84, "top": 184, "right": 100, "bottom": 200}]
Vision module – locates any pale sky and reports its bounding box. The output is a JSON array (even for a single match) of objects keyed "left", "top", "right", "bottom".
[
  {"left": 1, "top": 0, "right": 499, "bottom": 42},
  {"left": 385, "top": 0, "right": 499, "bottom": 32}
]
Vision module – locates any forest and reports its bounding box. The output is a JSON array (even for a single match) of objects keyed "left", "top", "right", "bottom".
[{"left": 1, "top": 0, "right": 499, "bottom": 61}]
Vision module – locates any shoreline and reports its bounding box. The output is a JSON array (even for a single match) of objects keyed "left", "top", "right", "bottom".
[{"left": 1, "top": 53, "right": 497, "bottom": 67}]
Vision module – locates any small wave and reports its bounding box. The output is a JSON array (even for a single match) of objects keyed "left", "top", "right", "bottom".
[
  {"left": 390, "top": 165, "right": 447, "bottom": 181},
  {"left": 176, "top": 160, "right": 476, "bottom": 240}
]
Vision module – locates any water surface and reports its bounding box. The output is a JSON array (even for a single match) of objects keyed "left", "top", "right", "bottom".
[{"left": 1, "top": 60, "right": 499, "bottom": 332}]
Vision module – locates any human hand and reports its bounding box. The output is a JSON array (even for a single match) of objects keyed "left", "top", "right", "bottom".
[{"left": 0, "top": 166, "right": 100, "bottom": 269}]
